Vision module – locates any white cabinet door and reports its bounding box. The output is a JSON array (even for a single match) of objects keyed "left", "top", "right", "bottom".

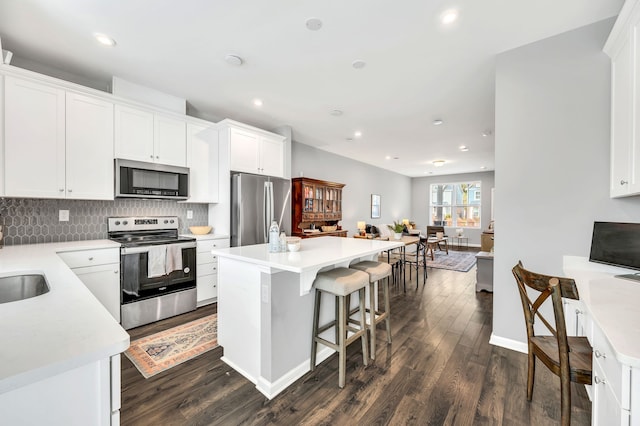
[
  {"left": 187, "top": 123, "right": 219, "bottom": 203},
  {"left": 611, "top": 33, "right": 634, "bottom": 197},
  {"left": 155, "top": 114, "right": 186, "bottom": 166},
  {"left": 4, "top": 76, "right": 66, "bottom": 198},
  {"left": 260, "top": 134, "right": 285, "bottom": 178},
  {"left": 66, "top": 93, "right": 114, "bottom": 200},
  {"left": 73, "top": 263, "right": 121, "bottom": 322},
  {"left": 114, "top": 104, "right": 155, "bottom": 163},
  {"left": 229, "top": 127, "right": 260, "bottom": 173}
]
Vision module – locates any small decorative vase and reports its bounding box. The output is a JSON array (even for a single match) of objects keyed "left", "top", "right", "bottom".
[{"left": 394, "top": 232, "right": 402, "bottom": 240}]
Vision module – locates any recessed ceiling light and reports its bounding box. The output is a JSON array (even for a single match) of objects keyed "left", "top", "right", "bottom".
[
  {"left": 346, "top": 137, "right": 354, "bottom": 141},
  {"left": 440, "top": 9, "right": 459, "bottom": 25},
  {"left": 459, "top": 145, "right": 469, "bottom": 152},
  {"left": 225, "top": 54, "right": 244, "bottom": 66},
  {"left": 482, "top": 130, "right": 493, "bottom": 137},
  {"left": 433, "top": 119, "right": 444, "bottom": 126},
  {"left": 330, "top": 109, "right": 343, "bottom": 116},
  {"left": 393, "top": 157, "right": 400, "bottom": 160},
  {"left": 306, "top": 18, "right": 323, "bottom": 31},
  {"left": 433, "top": 160, "right": 446, "bottom": 167},
  {"left": 352, "top": 60, "right": 366, "bottom": 69},
  {"left": 253, "top": 99, "right": 263, "bottom": 107},
  {"left": 480, "top": 166, "right": 487, "bottom": 170},
  {"left": 385, "top": 155, "right": 391, "bottom": 160},
  {"left": 354, "top": 131, "right": 362, "bottom": 138},
  {"left": 93, "top": 33, "right": 116, "bottom": 47}
]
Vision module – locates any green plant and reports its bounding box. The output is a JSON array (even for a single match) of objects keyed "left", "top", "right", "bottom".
[{"left": 388, "top": 221, "right": 405, "bottom": 233}]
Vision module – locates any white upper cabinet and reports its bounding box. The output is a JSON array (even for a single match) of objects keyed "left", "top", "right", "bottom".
[
  {"left": 4, "top": 77, "right": 115, "bottom": 200},
  {"left": 66, "top": 92, "right": 114, "bottom": 200},
  {"left": 605, "top": 0, "right": 640, "bottom": 197},
  {"left": 114, "top": 104, "right": 186, "bottom": 167},
  {"left": 4, "top": 76, "right": 66, "bottom": 198},
  {"left": 224, "top": 120, "right": 285, "bottom": 178},
  {"left": 186, "top": 122, "right": 219, "bottom": 203}
]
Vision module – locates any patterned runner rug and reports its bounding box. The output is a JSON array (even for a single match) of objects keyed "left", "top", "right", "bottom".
[
  {"left": 124, "top": 314, "right": 218, "bottom": 378},
  {"left": 425, "top": 250, "right": 477, "bottom": 272}
]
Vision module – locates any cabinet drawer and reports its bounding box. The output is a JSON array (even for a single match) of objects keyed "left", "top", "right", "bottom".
[
  {"left": 593, "top": 357, "right": 629, "bottom": 425},
  {"left": 58, "top": 248, "right": 120, "bottom": 268},
  {"left": 593, "top": 323, "right": 631, "bottom": 409},
  {"left": 197, "top": 251, "right": 218, "bottom": 265},
  {"left": 198, "top": 262, "right": 218, "bottom": 276},
  {"left": 197, "top": 238, "right": 230, "bottom": 253}
]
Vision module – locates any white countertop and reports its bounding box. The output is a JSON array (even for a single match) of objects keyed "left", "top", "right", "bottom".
[
  {"left": 213, "top": 236, "right": 402, "bottom": 272},
  {"left": 563, "top": 256, "right": 640, "bottom": 367},
  {"left": 0, "top": 240, "right": 130, "bottom": 394},
  {"left": 180, "top": 233, "right": 230, "bottom": 241},
  {"left": 213, "top": 237, "right": 403, "bottom": 294}
]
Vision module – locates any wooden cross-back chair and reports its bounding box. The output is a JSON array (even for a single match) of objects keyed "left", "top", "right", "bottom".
[{"left": 512, "top": 261, "right": 592, "bottom": 426}]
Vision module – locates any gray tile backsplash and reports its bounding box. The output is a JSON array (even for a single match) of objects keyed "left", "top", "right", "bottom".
[{"left": 0, "top": 198, "right": 208, "bottom": 246}]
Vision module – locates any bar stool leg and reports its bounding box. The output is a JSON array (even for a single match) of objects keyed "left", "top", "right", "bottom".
[
  {"left": 310, "top": 289, "right": 321, "bottom": 371},
  {"left": 358, "top": 287, "right": 369, "bottom": 366},
  {"left": 384, "top": 276, "right": 392, "bottom": 343},
  {"left": 338, "top": 294, "right": 346, "bottom": 388},
  {"left": 369, "top": 281, "right": 376, "bottom": 360}
]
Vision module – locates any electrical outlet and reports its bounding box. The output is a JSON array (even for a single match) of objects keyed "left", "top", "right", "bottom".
[
  {"left": 187, "top": 210, "right": 193, "bottom": 219},
  {"left": 59, "top": 210, "right": 69, "bottom": 222}
]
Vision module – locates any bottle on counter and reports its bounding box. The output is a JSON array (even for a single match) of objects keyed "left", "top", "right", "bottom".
[
  {"left": 268, "top": 221, "right": 280, "bottom": 252},
  {"left": 279, "top": 231, "right": 287, "bottom": 252}
]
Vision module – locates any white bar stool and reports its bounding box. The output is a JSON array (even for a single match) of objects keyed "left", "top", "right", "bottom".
[
  {"left": 310, "top": 267, "right": 370, "bottom": 388},
  {"left": 349, "top": 260, "right": 392, "bottom": 359}
]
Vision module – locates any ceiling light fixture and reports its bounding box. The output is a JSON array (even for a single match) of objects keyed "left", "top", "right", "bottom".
[
  {"left": 253, "top": 98, "right": 263, "bottom": 107},
  {"left": 433, "top": 160, "right": 446, "bottom": 167},
  {"left": 354, "top": 131, "right": 362, "bottom": 138},
  {"left": 305, "top": 18, "right": 323, "bottom": 31},
  {"left": 440, "top": 9, "right": 459, "bottom": 25},
  {"left": 93, "top": 33, "right": 116, "bottom": 47},
  {"left": 352, "top": 60, "right": 366, "bottom": 69},
  {"left": 385, "top": 156, "right": 391, "bottom": 160},
  {"left": 459, "top": 145, "right": 469, "bottom": 152},
  {"left": 330, "top": 109, "right": 343, "bottom": 116},
  {"left": 480, "top": 166, "right": 487, "bottom": 170},
  {"left": 433, "top": 119, "right": 443, "bottom": 126},
  {"left": 225, "top": 54, "right": 244, "bottom": 66}
]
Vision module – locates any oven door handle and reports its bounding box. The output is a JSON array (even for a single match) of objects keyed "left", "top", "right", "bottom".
[{"left": 120, "top": 241, "right": 197, "bottom": 255}]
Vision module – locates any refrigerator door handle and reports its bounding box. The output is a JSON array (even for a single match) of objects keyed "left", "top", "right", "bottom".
[{"left": 263, "top": 182, "right": 269, "bottom": 242}]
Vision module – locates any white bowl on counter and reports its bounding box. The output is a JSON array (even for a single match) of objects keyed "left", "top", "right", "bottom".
[{"left": 286, "top": 236, "right": 301, "bottom": 252}]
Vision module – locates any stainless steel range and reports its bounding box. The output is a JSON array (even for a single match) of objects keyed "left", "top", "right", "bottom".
[{"left": 108, "top": 216, "right": 197, "bottom": 330}]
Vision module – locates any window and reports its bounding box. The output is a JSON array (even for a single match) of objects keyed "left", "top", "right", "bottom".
[{"left": 430, "top": 182, "right": 481, "bottom": 228}]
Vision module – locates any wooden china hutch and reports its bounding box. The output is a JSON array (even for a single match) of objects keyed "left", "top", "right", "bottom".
[{"left": 291, "top": 177, "right": 347, "bottom": 238}]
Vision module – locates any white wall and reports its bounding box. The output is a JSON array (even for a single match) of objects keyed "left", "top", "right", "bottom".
[
  {"left": 493, "top": 18, "right": 640, "bottom": 349},
  {"left": 411, "top": 171, "right": 495, "bottom": 245},
  {"left": 291, "top": 142, "right": 412, "bottom": 235}
]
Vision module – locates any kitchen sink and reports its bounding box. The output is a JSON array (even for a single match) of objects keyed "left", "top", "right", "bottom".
[{"left": 0, "top": 274, "right": 50, "bottom": 304}]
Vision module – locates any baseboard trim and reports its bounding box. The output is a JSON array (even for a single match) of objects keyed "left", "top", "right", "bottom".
[
  {"left": 254, "top": 346, "right": 334, "bottom": 400},
  {"left": 489, "top": 333, "right": 528, "bottom": 354}
]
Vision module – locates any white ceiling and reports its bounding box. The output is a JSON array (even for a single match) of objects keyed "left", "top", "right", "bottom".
[{"left": 0, "top": 0, "right": 624, "bottom": 177}]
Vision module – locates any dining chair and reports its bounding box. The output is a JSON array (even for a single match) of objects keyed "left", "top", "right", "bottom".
[{"left": 512, "top": 261, "right": 592, "bottom": 426}]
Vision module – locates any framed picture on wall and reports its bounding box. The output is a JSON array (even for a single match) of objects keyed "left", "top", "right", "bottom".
[{"left": 371, "top": 194, "right": 381, "bottom": 219}]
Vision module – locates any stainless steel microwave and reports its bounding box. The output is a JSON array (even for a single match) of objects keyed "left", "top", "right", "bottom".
[{"left": 115, "top": 159, "right": 189, "bottom": 200}]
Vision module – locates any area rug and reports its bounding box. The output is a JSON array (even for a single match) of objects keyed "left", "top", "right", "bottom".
[
  {"left": 425, "top": 250, "right": 477, "bottom": 272},
  {"left": 124, "top": 314, "right": 218, "bottom": 378}
]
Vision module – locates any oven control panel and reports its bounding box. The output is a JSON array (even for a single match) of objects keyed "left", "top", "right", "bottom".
[{"left": 107, "top": 216, "right": 179, "bottom": 232}]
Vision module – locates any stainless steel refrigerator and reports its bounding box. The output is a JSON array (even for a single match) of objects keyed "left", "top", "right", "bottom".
[{"left": 230, "top": 173, "right": 291, "bottom": 247}]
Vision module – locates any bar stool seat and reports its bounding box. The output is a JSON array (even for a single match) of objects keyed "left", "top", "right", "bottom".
[
  {"left": 310, "top": 267, "right": 370, "bottom": 388},
  {"left": 349, "top": 260, "right": 392, "bottom": 360}
]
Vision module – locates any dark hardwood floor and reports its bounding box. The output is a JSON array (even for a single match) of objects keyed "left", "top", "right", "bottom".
[{"left": 121, "top": 252, "right": 591, "bottom": 425}]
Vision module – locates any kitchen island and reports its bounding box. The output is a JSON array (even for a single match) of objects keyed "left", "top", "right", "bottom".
[{"left": 212, "top": 236, "right": 402, "bottom": 399}]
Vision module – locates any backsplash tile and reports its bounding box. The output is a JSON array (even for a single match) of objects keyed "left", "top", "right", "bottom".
[{"left": 0, "top": 198, "right": 208, "bottom": 246}]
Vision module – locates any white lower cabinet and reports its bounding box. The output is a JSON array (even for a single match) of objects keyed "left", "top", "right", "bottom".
[
  {"left": 196, "top": 237, "right": 229, "bottom": 306},
  {"left": 0, "top": 354, "right": 121, "bottom": 425},
  {"left": 58, "top": 248, "right": 121, "bottom": 322}
]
